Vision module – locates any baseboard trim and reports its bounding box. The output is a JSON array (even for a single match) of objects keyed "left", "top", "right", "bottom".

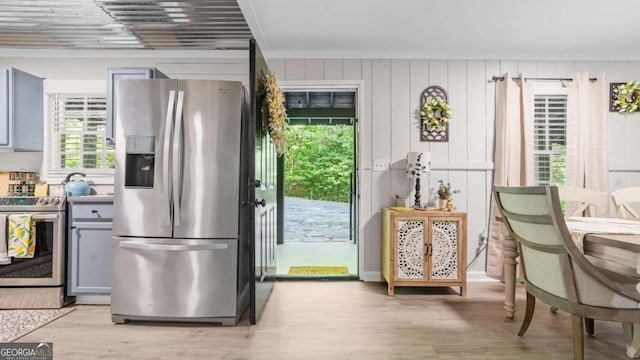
[
  {"left": 362, "top": 271, "right": 381, "bottom": 282},
  {"left": 361, "top": 270, "right": 496, "bottom": 283},
  {"left": 467, "top": 270, "right": 498, "bottom": 282},
  {"left": 74, "top": 294, "right": 111, "bottom": 305}
]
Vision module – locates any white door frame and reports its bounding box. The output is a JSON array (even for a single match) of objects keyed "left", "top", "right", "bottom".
[{"left": 279, "top": 80, "right": 365, "bottom": 280}]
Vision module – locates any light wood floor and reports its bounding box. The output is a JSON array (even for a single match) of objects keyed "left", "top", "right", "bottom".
[{"left": 21, "top": 281, "right": 628, "bottom": 359}]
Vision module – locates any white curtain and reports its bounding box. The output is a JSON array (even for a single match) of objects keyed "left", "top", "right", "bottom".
[
  {"left": 565, "top": 73, "right": 608, "bottom": 216},
  {"left": 486, "top": 73, "right": 533, "bottom": 278}
]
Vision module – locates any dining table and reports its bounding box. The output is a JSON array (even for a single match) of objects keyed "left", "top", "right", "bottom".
[{"left": 500, "top": 216, "right": 640, "bottom": 319}]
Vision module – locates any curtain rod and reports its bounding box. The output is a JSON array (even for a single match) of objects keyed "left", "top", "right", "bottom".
[{"left": 488, "top": 76, "right": 598, "bottom": 83}]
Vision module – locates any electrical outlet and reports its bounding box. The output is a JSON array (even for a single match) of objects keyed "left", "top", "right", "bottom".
[
  {"left": 372, "top": 159, "right": 389, "bottom": 172},
  {"left": 475, "top": 229, "right": 488, "bottom": 257}
]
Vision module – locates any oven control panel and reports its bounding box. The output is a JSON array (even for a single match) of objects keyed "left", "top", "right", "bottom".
[
  {"left": 0, "top": 197, "right": 40, "bottom": 206},
  {"left": 0, "top": 196, "right": 66, "bottom": 210}
]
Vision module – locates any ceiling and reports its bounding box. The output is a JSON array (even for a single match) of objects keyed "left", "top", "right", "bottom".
[
  {"left": 238, "top": 0, "right": 640, "bottom": 60},
  {"left": 1, "top": 0, "right": 640, "bottom": 60}
]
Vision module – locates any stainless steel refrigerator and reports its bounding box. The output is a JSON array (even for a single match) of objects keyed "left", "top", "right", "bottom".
[{"left": 111, "top": 79, "right": 250, "bottom": 326}]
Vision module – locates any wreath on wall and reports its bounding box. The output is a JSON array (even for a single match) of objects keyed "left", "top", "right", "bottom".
[
  {"left": 262, "top": 71, "right": 287, "bottom": 156},
  {"left": 421, "top": 97, "right": 451, "bottom": 131},
  {"left": 613, "top": 81, "right": 640, "bottom": 113}
]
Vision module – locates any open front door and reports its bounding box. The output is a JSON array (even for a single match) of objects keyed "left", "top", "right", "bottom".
[{"left": 248, "top": 39, "right": 277, "bottom": 324}]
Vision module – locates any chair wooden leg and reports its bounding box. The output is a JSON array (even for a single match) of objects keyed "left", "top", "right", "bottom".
[
  {"left": 572, "top": 315, "right": 584, "bottom": 360},
  {"left": 517, "top": 291, "right": 536, "bottom": 337},
  {"left": 584, "top": 318, "right": 594, "bottom": 336},
  {"left": 623, "top": 323, "right": 640, "bottom": 358}
]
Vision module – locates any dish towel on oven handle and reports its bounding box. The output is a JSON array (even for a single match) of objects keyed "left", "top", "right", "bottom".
[
  {"left": 7, "top": 214, "right": 36, "bottom": 258},
  {"left": 0, "top": 214, "right": 9, "bottom": 264}
]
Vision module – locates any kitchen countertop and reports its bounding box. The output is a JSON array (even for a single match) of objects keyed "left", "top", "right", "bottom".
[{"left": 67, "top": 195, "right": 114, "bottom": 203}]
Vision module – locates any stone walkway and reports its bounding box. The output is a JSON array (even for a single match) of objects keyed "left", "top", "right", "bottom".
[{"left": 284, "top": 197, "right": 352, "bottom": 242}]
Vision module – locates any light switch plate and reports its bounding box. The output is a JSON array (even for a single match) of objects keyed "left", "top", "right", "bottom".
[{"left": 373, "top": 159, "right": 389, "bottom": 172}]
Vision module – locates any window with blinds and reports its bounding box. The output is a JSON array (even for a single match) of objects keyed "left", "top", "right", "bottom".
[
  {"left": 533, "top": 93, "right": 567, "bottom": 185},
  {"left": 49, "top": 94, "right": 115, "bottom": 173}
]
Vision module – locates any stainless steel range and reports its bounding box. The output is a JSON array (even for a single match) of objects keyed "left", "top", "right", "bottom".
[{"left": 0, "top": 196, "right": 70, "bottom": 309}]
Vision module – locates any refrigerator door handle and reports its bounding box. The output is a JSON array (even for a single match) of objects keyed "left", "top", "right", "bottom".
[
  {"left": 163, "top": 90, "right": 176, "bottom": 225},
  {"left": 172, "top": 90, "right": 185, "bottom": 226},
  {"left": 119, "top": 241, "right": 229, "bottom": 251}
]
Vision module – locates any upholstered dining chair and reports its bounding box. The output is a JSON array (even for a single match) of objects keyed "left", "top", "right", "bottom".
[
  {"left": 611, "top": 187, "right": 640, "bottom": 219},
  {"left": 553, "top": 186, "right": 606, "bottom": 324},
  {"left": 494, "top": 185, "right": 640, "bottom": 360},
  {"left": 558, "top": 186, "right": 606, "bottom": 217}
]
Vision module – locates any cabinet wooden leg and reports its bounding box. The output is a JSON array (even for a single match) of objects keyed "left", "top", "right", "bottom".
[
  {"left": 387, "top": 283, "right": 394, "bottom": 296},
  {"left": 460, "top": 286, "right": 466, "bottom": 297}
]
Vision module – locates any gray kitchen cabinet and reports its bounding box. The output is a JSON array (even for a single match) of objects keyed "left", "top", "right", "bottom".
[
  {"left": 106, "top": 67, "right": 167, "bottom": 144},
  {"left": 0, "top": 67, "right": 43, "bottom": 151},
  {"left": 67, "top": 197, "right": 113, "bottom": 303}
]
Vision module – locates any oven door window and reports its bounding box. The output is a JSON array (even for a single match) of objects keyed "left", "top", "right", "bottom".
[{"left": 0, "top": 221, "right": 54, "bottom": 278}]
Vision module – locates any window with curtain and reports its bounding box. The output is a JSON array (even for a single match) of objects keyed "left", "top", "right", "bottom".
[
  {"left": 48, "top": 94, "right": 115, "bottom": 175},
  {"left": 532, "top": 84, "right": 567, "bottom": 186}
]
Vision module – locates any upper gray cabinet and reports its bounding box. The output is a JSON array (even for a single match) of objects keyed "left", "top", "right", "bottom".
[
  {"left": 0, "top": 67, "right": 43, "bottom": 151},
  {"left": 105, "top": 67, "right": 168, "bottom": 144}
]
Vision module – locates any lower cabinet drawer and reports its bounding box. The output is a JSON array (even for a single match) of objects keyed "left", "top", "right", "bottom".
[{"left": 71, "top": 203, "right": 113, "bottom": 221}]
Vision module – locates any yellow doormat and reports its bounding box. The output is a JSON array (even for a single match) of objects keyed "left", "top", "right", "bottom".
[{"left": 288, "top": 266, "right": 350, "bottom": 276}]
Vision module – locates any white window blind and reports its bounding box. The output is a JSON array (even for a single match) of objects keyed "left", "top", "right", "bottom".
[
  {"left": 533, "top": 93, "right": 567, "bottom": 185},
  {"left": 49, "top": 94, "right": 115, "bottom": 174}
]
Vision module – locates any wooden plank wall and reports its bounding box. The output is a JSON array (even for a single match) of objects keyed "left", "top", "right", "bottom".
[{"left": 269, "top": 58, "right": 640, "bottom": 279}]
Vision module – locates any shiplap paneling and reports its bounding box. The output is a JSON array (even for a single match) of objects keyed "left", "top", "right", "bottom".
[
  {"left": 360, "top": 59, "right": 374, "bottom": 272},
  {"left": 371, "top": 60, "right": 392, "bottom": 163},
  {"left": 499, "top": 60, "right": 518, "bottom": 76},
  {"left": 536, "top": 61, "right": 556, "bottom": 78},
  {"left": 370, "top": 171, "right": 389, "bottom": 274},
  {"left": 342, "top": 59, "right": 362, "bottom": 81},
  {"left": 284, "top": 59, "right": 305, "bottom": 80},
  {"left": 360, "top": 60, "right": 373, "bottom": 169},
  {"left": 484, "top": 61, "right": 499, "bottom": 235},
  {"left": 323, "top": 59, "right": 343, "bottom": 80},
  {"left": 606, "top": 61, "right": 626, "bottom": 169},
  {"left": 517, "top": 61, "right": 537, "bottom": 76},
  {"left": 390, "top": 60, "right": 411, "bottom": 167},
  {"left": 554, "top": 61, "right": 575, "bottom": 78},
  {"left": 304, "top": 59, "right": 324, "bottom": 80},
  {"left": 448, "top": 60, "right": 467, "bottom": 164},
  {"left": 467, "top": 61, "right": 486, "bottom": 164},
  {"left": 274, "top": 57, "right": 640, "bottom": 278},
  {"left": 428, "top": 60, "right": 449, "bottom": 165},
  {"left": 409, "top": 60, "right": 429, "bottom": 154},
  {"left": 605, "top": 62, "right": 633, "bottom": 171},
  {"left": 485, "top": 61, "right": 499, "bottom": 164},
  {"left": 587, "top": 61, "right": 608, "bottom": 73},
  {"left": 359, "top": 170, "right": 373, "bottom": 272}
]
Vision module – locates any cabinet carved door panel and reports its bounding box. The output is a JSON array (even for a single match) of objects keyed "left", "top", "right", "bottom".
[
  {"left": 395, "top": 219, "right": 425, "bottom": 280},
  {"left": 429, "top": 219, "right": 460, "bottom": 281}
]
